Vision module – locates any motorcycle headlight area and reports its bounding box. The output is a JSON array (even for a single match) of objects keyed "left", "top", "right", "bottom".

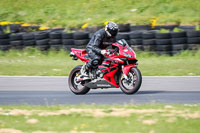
[{"left": 123, "top": 52, "right": 133, "bottom": 58}]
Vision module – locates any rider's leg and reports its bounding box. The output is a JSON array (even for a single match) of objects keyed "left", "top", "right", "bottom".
[{"left": 80, "top": 50, "right": 101, "bottom": 77}]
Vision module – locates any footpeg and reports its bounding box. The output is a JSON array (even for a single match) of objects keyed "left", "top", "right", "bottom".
[{"left": 77, "top": 75, "right": 90, "bottom": 81}]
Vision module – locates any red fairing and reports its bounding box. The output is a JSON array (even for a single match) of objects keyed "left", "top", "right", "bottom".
[
  {"left": 102, "top": 61, "right": 120, "bottom": 87},
  {"left": 71, "top": 48, "right": 89, "bottom": 63},
  {"left": 104, "top": 68, "right": 119, "bottom": 87},
  {"left": 123, "top": 64, "right": 137, "bottom": 75}
]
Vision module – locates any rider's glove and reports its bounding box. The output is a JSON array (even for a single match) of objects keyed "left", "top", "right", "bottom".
[{"left": 101, "top": 50, "right": 109, "bottom": 55}]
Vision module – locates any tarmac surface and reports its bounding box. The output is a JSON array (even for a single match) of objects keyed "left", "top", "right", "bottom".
[{"left": 0, "top": 76, "right": 200, "bottom": 105}]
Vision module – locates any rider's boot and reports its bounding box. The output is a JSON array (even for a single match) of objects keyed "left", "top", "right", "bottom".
[{"left": 80, "top": 64, "right": 89, "bottom": 78}]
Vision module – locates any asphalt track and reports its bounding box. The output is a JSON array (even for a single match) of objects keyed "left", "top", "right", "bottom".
[{"left": 0, "top": 76, "right": 200, "bottom": 105}]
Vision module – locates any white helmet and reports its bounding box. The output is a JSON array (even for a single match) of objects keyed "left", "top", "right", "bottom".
[{"left": 105, "top": 22, "right": 118, "bottom": 37}]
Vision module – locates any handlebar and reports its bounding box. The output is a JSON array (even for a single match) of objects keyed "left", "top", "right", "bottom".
[
  {"left": 103, "top": 48, "right": 119, "bottom": 57},
  {"left": 105, "top": 47, "right": 119, "bottom": 55}
]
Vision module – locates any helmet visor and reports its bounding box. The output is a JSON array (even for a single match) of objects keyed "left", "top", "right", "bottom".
[{"left": 109, "top": 29, "right": 118, "bottom": 37}]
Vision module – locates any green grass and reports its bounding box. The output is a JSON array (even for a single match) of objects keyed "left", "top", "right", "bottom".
[
  {"left": 139, "top": 50, "right": 200, "bottom": 76},
  {"left": 0, "top": 48, "right": 200, "bottom": 76},
  {"left": 0, "top": 104, "right": 200, "bottom": 133},
  {"left": 0, "top": 0, "right": 200, "bottom": 27},
  {"left": 0, "top": 48, "right": 82, "bottom": 76}
]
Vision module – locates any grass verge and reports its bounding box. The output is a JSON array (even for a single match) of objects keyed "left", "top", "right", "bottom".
[
  {"left": 0, "top": 104, "right": 200, "bottom": 133},
  {"left": 0, "top": 0, "right": 200, "bottom": 27},
  {"left": 0, "top": 48, "right": 200, "bottom": 76}
]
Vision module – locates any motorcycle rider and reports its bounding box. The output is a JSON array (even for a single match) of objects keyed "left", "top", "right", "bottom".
[{"left": 80, "top": 22, "right": 119, "bottom": 78}]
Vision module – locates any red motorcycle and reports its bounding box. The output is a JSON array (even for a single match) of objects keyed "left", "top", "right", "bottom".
[{"left": 69, "top": 39, "right": 142, "bottom": 95}]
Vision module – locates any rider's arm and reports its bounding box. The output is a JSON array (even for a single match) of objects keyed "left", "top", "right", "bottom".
[
  {"left": 87, "top": 34, "right": 102, "bottom": 54},
  {"left": 111, "top": 37, "right": 119, "bottom": 53}
]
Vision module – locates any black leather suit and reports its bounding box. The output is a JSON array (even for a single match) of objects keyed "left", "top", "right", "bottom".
[{"left": 86, "top": 29, "right": 117, "bottom": 68}]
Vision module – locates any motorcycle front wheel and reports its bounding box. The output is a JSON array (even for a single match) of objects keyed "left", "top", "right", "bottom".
[
  {"left": 119, "top": 67, "right": 142, "bottom": 94},
  {"left": 68, "top": 65, "right": 90, "bottom": 95}
]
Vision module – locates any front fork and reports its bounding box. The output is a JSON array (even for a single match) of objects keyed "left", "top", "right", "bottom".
[
  {"left": 122, "top": 65, "right": 129, "bottom": 80},
  {"left": 122, "top": 64, "right": 137, "bottom": 80}
]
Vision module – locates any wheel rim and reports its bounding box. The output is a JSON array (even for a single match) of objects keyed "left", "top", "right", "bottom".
[
  {"left": 71, "top": 70, "right": 87, "bottom": 91},
  {"left": 121, "top": 70, "right": 137, "bottom": 91}
]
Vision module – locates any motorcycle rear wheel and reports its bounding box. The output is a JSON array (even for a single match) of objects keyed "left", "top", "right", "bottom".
[
  {"left": 119, "top": 67, "right": 142, "bottom": 94},
  {"left": 68, "top": 65, "right": 90, "bottom": 95}
]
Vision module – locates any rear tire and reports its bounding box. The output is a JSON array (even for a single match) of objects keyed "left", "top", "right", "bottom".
[
  {"left": 119, "top": 67, "right": 142, "bottom": 94},
  {"left": 68, "top": 65, "right": 90, "bottom": 95}
]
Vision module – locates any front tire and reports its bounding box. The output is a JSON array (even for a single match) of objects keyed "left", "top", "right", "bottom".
[
  {"left": 119, "top": 67, "right": 142, "bottom": 94},
  {"left": 68, "top": 65, "right": 90, "bottom": 95}
]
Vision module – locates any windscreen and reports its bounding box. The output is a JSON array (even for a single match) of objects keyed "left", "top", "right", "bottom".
[{"left": 117, "top": 39, "right": 129, "bottom": 47}]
